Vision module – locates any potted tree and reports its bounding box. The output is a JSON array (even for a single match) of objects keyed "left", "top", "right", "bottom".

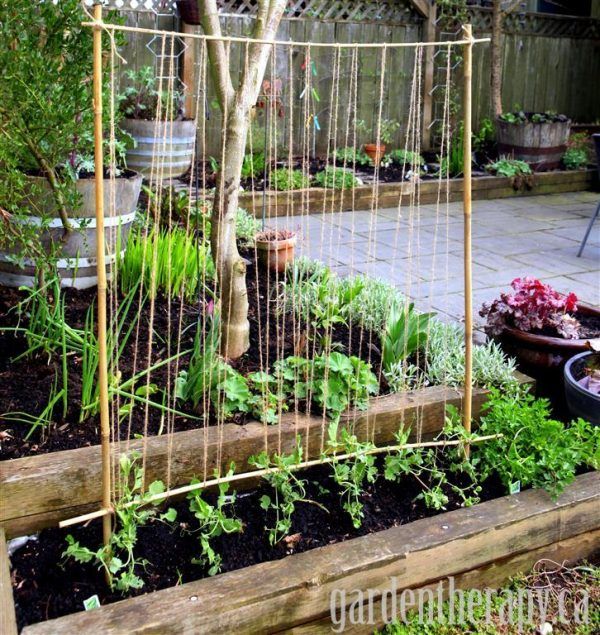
[
  {"left": 564, "top": 351, "right": 600, "bottom": 425},
  {"left": 0, "top": 0, "right": 142, "bottom": 289},
  {"left": 119, "top": 66, "right": 196, "bottom": 179},
  {"left": 255, "top": 228, "right": 297, "bottom": 273},
  {"left": 357, "top": 118, "right": 400, "bottom": 166},
  {"left": 480, "top": 277, "right": 600, "bottom": 373}
]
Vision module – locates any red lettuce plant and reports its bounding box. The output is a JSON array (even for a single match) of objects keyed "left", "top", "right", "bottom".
[{"left": 480, "top": 277, "right": 580, "bottom": 339}]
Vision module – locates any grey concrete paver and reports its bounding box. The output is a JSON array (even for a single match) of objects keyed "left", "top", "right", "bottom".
[{"left": 284, "top": 191, "right": 599, "bottom": 321}]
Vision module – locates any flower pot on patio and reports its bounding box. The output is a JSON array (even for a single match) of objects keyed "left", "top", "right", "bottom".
[
  {"left": 497, "top": 303, "right": 600, "bottom": 372},
  {"left": 121, "top": 118, "right": 196, "bottom": 180},
  {"left": 0, "top": 172, "right": 142, "bottom": 290},
  {"left": 255, "top": 229, "right": 297, "bottom": 273},
  {"left": 496, "top": 113, "right": 571, "bottom": 171},
  {"left": 564, "top": 351, "right": 600, "bottom": 425},
  {"left": 364, "top": 143, "right": 386, "bottom": 166}
]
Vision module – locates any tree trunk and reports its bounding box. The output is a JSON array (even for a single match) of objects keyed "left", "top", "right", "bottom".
[
  {"left": 491, "top": 0, "right": 503, "bottom": 118},
  {"left": 211, "top": 96, "right": 252, "bottom": 359}
]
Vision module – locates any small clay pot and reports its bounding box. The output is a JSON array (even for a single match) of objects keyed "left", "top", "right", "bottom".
[
  {"left": 255, "top": 233, "right": 297, "bottom": 273},
  {"left": 364, "top": 143, "right": 386, "bottom": 166}
]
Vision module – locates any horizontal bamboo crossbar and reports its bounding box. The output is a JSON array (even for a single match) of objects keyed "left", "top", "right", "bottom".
[
  {"left": 82, "top": 19, "right": 491, "bottom": 49},
  {"left": 59, "top": 433, "right": 503, "bottom": 528}
]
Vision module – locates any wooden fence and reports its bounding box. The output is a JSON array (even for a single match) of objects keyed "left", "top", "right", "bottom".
[{"left": 107, "top": 2, "right": 600, "bottom": 156}]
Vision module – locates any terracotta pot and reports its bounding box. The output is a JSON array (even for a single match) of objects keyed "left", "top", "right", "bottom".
[
  {"left": 364, "top": 143, "right": 386, "bottom": 166},
  {"left": 255, "top": 235, "right": 297, "bottom": 273},
  {"left": 496, "top": 303, "right": 600, "bottom": 372}
]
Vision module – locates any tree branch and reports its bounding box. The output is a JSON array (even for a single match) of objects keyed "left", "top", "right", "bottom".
[{"left": 197, "top": 0, "right": 235, "bottom": 109}]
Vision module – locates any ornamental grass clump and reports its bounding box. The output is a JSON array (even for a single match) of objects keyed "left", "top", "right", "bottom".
[{"left": 480, "top": 277, "right": 580, "bottom": 339}]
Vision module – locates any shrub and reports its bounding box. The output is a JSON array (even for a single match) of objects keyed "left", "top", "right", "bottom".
[
  {"left": 314, "top": 166, "right": 359, "bottom": 190},
  {"left": 563, "top": 147, "right": 588, "bottom": 170},
  {"left": 424, "top": 321, "right": 518, "bottom": 391},
  {"left": 270, "top": 167, "right": 309, "bottom": 191},
  {"left": 480, "top": 276, "right": 580, "bottom": 339}
]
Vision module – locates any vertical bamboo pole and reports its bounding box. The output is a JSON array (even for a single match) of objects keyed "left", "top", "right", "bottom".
[
  {"left": 92, "top": 2, "right": 112, "bottom": 550},
  {"left": 462, "top": 24, "right": 474, "bottom": 454}
]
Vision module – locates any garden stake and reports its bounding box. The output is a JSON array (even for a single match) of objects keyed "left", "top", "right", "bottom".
[
  {"left": 92, "top": 2, "right": 113, "bottom": 560},
  {"left": 462, "top": 24, "right": 474, "bottom": 457}
]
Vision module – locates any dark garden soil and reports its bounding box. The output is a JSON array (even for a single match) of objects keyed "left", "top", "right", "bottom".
[
  {"left": 9, "top": 458, "right": 509, "bottom": 630},
  {"left": 0, "top": 256, "right": 384, "bottom": 461}
]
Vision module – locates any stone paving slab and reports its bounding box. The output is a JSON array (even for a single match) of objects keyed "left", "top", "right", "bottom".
[{"left": 272, "top": 191, "right": 599, "bottom": 324}]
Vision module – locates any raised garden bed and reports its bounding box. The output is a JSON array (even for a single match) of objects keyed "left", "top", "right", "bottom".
[
  {"left": 3, "top": 471, "right": 598, "bottom": 634},
  {"left": 0, "top": 373, "right": 532, "bottom": 539},
  {"left": 233, "top": 169, "right": 597, "bottom": 217}
]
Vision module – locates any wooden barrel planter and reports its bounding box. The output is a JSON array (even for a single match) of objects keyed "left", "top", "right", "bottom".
[
  {"left": 496, "top": 117, "right": 571, "bottom": 171},
  {"left": 0, "top": 172, "right": 142, "bottom": 290},
  {"left": 3, "top": 472, "right": 598, "bottom": 635},
  {"left": 122, "top": 119, "right": 196, "bottom": 179}
]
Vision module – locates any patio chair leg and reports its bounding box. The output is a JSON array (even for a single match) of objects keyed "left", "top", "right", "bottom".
[{"left": 577, "top": 201, "right": 600, "bottom": 257}]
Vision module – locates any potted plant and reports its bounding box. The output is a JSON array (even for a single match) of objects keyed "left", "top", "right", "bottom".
[
  {"left": 496, "top": 111, "right": 571, "bottom": 171},
  {"left": 0, "top": 0, "right": 142, "bottom": 289},
  {"left": 255, "top": 229, "right": 297, "bottom": 273},
  {"left": 564, "top": 351, "right": 600, "bottom": 425},
  {"left": 357, "top": 119, "right": 400, "bottom": 166},
  {"left": 119, "top": 66, "right": 196, "bottom": 179},
  {"left": 480, "top": 277, "right": 600, "bottom": 373}
]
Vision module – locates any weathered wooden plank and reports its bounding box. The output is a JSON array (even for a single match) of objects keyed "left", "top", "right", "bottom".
[
  {"left": 0, "top": 529, "right": 18, "bottom": 635},
  {"left": 285, "top": 528, "right": 600, "bottom": 634},
  {"left": 238, "top": 169, "right": 596, "bottom": 216},
  {"left": 20, "top": 472, "right": 600, "bottom": 635},
  {"left": 1, "top": 382, "right": 511, "bottom": 539}
]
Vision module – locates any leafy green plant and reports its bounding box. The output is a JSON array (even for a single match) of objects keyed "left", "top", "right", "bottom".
[
  {"left": 275, "top": 352, "right": 379, "bottom": 423},
  {"left": 119, "top": 66, "right": 184, "bottom": 121},
  {"left": 187, "top": 464, "right": 242, "bottom": 575},
  {"left": 387, "top": 149, "right": 425, "bottom": 167},
  {"left": 473, "top": 117, "right": 495, "bottom": 152},
  {"left": 235, "top": 208, "right": 262, "bottom": 245},
  {"left": 326, "top": 422, "right": 377, "bottom": 528},
  {"left": 333, "top": 147, "right": 373, "bottom": 167},
  {"left": 119, "top": 226, "right": 215, "bottom": 303},
  {"left": 438, "top": 124, "right": 464, "bottom": 178},
  {"left": 313, "top": 166, "right": 359, "bottom": 190},
  {"left": 486, "top": 157, "right": 532, "bottom": 178},
  {"left": 0, "top": 0, "right": 128, "bottom": 234},
  {"left": 270, "top": 167, "right": 309, "bottom": 191},
  {"left": 499, "top": 110, "right": 568, "bottom": 124},
  {"left": 356, "top": 118, "right": 401, "bottom": 145},
  {"left": 240, "top": 152, "right": 266, "bottom": 180},
  {"left": 475, "top": 388, "right": 599, "bottom": 499},
  {"left": 63, "top": 452, "right": 176, "bottom": 593},
  {"left": 250, "top": 439, "right": 313, "bottom": 545},
  {"left": 384, "top": 418, "right": 481, "bottom": 511},
  {"left": 381, "top": 302, "right": 434, "bottom": 374},
  {"left": 563, "top": 147, "right": 588, "bottom": 170}
]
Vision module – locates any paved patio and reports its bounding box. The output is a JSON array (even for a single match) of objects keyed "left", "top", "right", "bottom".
[{"left": 272, "top": 191, "right": 600, "bottom": 331}]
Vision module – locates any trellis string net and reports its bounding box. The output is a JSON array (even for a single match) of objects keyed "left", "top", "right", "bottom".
[{"left": 70, "top": 17, "right": 487, "bottom": 526}]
